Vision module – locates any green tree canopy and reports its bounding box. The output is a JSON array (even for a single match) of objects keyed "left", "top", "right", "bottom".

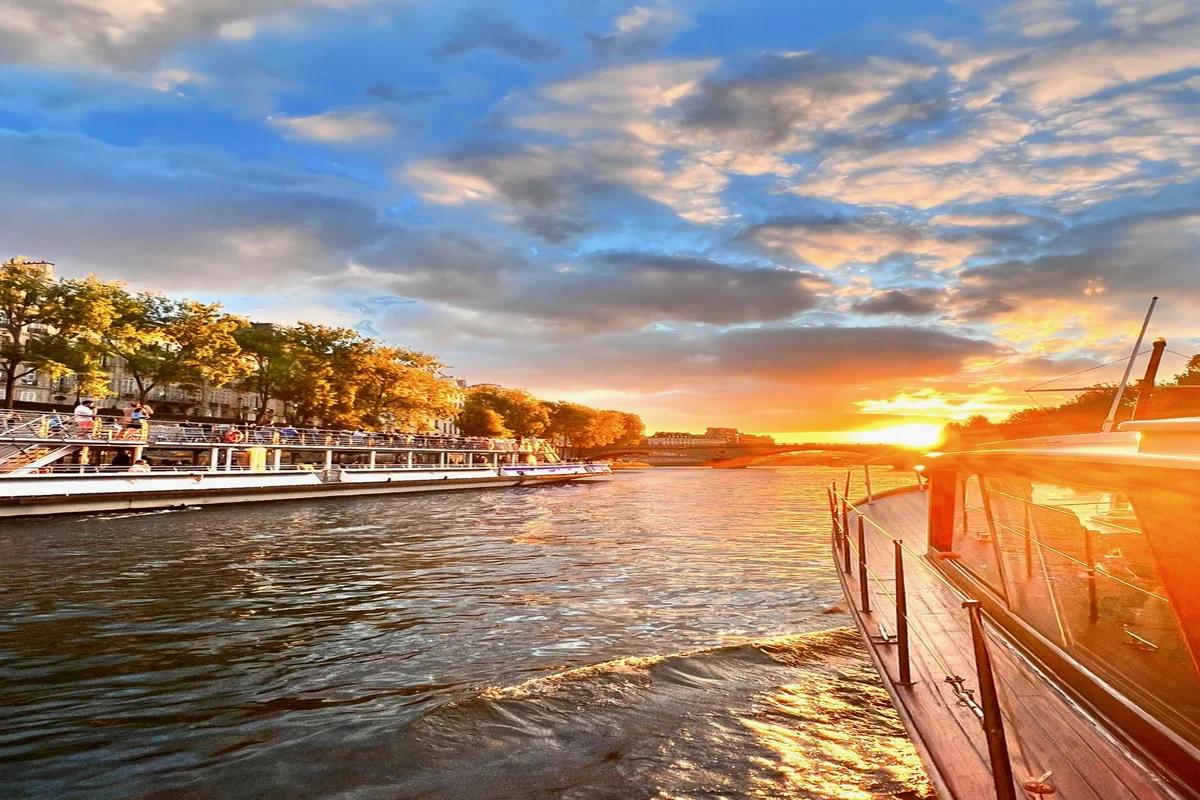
[
  {"left": 98, "top": 291, "right": 248, "bottom": 404},
  {"left": 0, "top": 258, "right": 121, "bottom": 407}
]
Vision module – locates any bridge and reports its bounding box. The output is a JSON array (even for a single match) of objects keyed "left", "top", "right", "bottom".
[{"left": 583, "top": 442, "right": 911, "bottom": 469}]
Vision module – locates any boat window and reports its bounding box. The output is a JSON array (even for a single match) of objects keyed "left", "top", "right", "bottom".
[
  {"left": 973, "top": 473, "right": 1200, "bottom": 748},
  {"left": 947, "top": 474, "right": 1007, "bottom": 597}
]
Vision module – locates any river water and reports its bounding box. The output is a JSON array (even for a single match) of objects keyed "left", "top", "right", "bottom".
[{"left": 0, "top": 467, "right": 931, "bottom": 799}]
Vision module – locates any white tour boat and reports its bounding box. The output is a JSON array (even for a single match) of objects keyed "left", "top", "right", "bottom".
[{"left": 0, "top": 411, "right": 611, "bottom": 518}]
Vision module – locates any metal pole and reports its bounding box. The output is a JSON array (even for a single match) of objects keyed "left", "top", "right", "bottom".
[
  {"left": 1102, "top": 296, "right": 1157, "bottom": 432},
  {"left": 1132, "top": 337, "right": 1167, "bottom": 421},
  {"left": 842, "top": 522, "right": 852, "bottom": 574},
  {"left": 858, "top": 515, "right": 870, "bottom": 613},
  {"left": 828, "top": 486, "right": 838, "bottom": 536},
  {"left": 894, "top": 539, "right": 913, "bottom": 685},
  {"left": 864, "top": 464, "right": 874, "bottom": 503},
  {"left": 964, "top": 600, "right": 1017, "bottom": 800}
]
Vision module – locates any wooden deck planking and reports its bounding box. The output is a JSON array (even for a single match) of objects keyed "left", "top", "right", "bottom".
[{"left": 836, "top": 488, "right": 1177, "bottom": 800}]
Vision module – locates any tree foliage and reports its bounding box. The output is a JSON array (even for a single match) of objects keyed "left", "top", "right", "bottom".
[
  {"left": 98, "top": 291, "right": 249, "bottom": 403},
  {"left": 939, "top": 357, "right": 1200, "bottom": 450},
  {"left": 457, "top": 405, "right": 511, "bottom": 438},
  {"left": 458, "top": 386, "right": 550, "bottom": 437},
  {"left": 0, "top": 258, "right": 121, "bottom": 407}
]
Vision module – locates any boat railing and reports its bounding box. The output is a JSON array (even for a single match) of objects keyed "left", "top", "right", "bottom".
[
  {"left": 0, "top": 409, "right": 549, "bottom": 453},
  {"left": 829, "top": 481, "right": 1022, "bottom": 800},
  {"left": 21, "top": 461, "right": 530, "bottom": 476}
]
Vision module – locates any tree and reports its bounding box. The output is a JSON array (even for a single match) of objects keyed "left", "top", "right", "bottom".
[
  {"left": 273, "top": 323, "right": 373, "bottom": 426},
  {"left": 458, "top": 386, "right": 550, "bottom": 437},
  {"left": 544, "top": 401, "right": 598, "bottom": 457},
  {"left": 457, "top": 405, "right": 510, "bottom": 437},
  {"left": 1172, "top": 355, "right": 1200, "bottom": 386},
  {"left": 615, "top": 411, "right": 645, "bottom": 444},
  {"left": 355, "top": 347, "right": 459, "bottom": 431},
  {"left": 0, "top": 258, "right": 120, "bottom": 408},
  {"left": 98, "top": 292, "right": 248, "bottom": 404},
  {"left": 233, "top": 324, "right": 297, "bottom": 423}
]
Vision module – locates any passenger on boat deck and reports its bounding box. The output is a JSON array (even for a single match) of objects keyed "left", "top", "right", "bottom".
[
  {"left": 110, "top": 450, "right": 133, "bottom": 468},
  {"left": 129, "top": 459, "right": 151, "bottom": 473},
  {"left": 73, "top": 400, "right": 95, "bottom": 436}
]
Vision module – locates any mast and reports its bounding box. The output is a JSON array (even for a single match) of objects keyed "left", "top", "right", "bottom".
[
  {"left": 1130, "top": 337, "right": 1167, "bottom": 421},
  {"left": 1101, "top": 296, "right": 1157, "bottom": 433}
]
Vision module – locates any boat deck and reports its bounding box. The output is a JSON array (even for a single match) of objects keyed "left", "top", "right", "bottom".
[{"left": 836, "top": 487, "right": 1181, "bottom": 800}]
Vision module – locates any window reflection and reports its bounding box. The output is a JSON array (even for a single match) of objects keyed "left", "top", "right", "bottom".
[{"left": 942, "top": 472, "right": 1200, "bottom": 747}]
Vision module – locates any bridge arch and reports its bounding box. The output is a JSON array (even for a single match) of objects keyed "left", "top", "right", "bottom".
[{"left": 584, "top": 442, "right": 906, "bottom": 468}]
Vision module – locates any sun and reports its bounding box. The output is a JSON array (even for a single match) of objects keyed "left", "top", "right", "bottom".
[{"left": 862, "top": 423, "right": 944, "bottom": 449}]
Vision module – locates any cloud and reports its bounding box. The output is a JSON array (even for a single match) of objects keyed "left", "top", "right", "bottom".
[
  {"left": 854, "top": 289, "right": 941, "bottom": 316},
  {"left": 403, "top": 133, "right": 732, "bottom": 237},
  {"left": 679, "top": 52, "right": 936, "bottom": 150},
  {"left": 928, "top": 211, "right": 1039, "bottom": 227},
  {"left": 742, "top": 217, "right": 981, "bottom": 270},
  {"left": 0, "top": 0, "right": 362, "bottom": 71},
  {"left": 349, "top": 245, "right": 830, "bottom": 331},
  {"left": 478, "top": 324, "right": 1008, "bottom": 396},
  {"left": 0, "top": 130, "right": 387, "bottom": 291},
  {"left": 150, "top": 68, "right": 208, "bottom": 93},
  {"left": 514, "top": 253, "right": 828, "bottom": 329},
  {"left": 957, "top": 209, "right": 1200, "bottom": 309},
  {"left": 268, "top": 109, "right": 395, "bottom": 143},
  {"left": 432, "top": 9, "right": 564, "bottom": 61},
  {"left": 589, "top": 1, "right": 694, "bottom": 59}
]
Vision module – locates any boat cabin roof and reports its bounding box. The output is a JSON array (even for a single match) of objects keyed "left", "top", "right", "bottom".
[{"left": 933, "top": 416, "right": 1200, "bottom": 471}]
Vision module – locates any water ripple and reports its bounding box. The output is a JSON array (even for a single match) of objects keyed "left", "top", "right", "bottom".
[{"left": 0, "top": 467, "right": 922, "bottom": 798}]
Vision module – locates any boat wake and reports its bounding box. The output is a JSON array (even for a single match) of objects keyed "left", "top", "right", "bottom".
[
  {"left": 187, "top": 627, "right": 932, "bottom": 799},
  {"left": 80, "top": 506, "right": 202, "bottom": 522}
]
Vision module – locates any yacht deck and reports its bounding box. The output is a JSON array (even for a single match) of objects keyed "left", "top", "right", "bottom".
[{"left": 835, "top": 487, "right": 1182, "bottom": 800}]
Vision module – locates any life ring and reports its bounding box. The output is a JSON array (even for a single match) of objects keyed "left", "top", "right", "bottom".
[{"left": 223, "top": 429, "right": 246, "bottom": 444}]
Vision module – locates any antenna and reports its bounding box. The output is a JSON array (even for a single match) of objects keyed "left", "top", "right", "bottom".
[{"left": 1101, "top": 296, "right": 1158, "bottom": 433}]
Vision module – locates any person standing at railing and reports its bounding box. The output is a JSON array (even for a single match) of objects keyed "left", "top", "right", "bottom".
[
  {"left": 132, "top": 404, "right": 152, "bottom": 439},
  {"left": 73, "top": 400, "right": 96, "bottom": 438}
]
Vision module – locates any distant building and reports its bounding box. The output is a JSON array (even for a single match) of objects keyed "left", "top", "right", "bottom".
[{"left": 644, "top": 428, "right": 775, "bottom": 446}]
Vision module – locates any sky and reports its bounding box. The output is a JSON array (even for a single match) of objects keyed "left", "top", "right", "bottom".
[{"left": 0, "top": 0, "right": 1197, "bottom": 441}]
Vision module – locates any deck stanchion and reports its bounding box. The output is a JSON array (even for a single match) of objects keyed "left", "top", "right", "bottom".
[
  {"left": 841, "top": 490, "right": 850, "bottom": 543},
  {"left": 963, "top": 600, "right": 1017, "bottom": 800},
  {"left": 842, "top": 516, "right": 851, "bottom": 574},
  {"left": 894, "top": 539, "right": 913, "bottom": 686},
  {"left": 857, "top": 515, "right": 870, "bottom": 613},
  {"left": 1084, "top": 527, "right": 1099, "bottom": 622},
  {"left": 864, "top": 464, "right": 874, "bottom": 504}
]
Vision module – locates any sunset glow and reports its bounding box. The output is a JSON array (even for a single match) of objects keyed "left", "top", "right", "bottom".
[{"left": 845, "top": 424, "right": 946, "bottom": 449}]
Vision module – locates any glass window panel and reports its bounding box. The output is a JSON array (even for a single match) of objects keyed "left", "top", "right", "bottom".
[
  {"left": 949, "top": 475, "right": 1006, "bottom": 595},
  {"left": 978, "top": 474, "right": 1200, "bottom": 747}
]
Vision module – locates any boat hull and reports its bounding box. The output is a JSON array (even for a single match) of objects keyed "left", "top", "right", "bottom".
[{"left": 0, "top": 465, "right": 610, "bottom": 519}]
